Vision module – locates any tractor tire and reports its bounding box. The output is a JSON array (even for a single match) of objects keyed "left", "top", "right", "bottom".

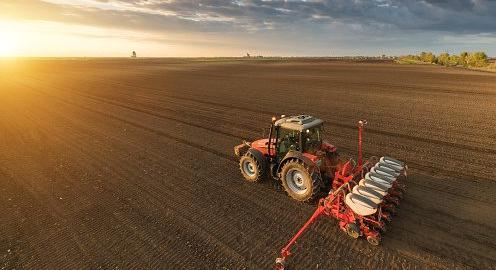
[
  {"left": 367, "top": 235, "right": 381, "bottom": 246},
  {"left": 280, "top": 159, "right": 321, "bottom": 202},
  {"left": 239, "top": 152, "right": 266, "bottom": 182},
  {"left": 346, "top": 223, "right": 360, "bottom": 239}
]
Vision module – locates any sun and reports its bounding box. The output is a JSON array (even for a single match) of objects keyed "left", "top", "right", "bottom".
[
  {"left": 0, "top": 21, "right": 18, "bottom": 56},
  {"left": 0, "top": 39, "right": 16, "bottom": 56}
]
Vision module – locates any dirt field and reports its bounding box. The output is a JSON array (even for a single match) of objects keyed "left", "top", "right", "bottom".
[{"left": 1, "top": 58, "right": 495, "bottom": 270}]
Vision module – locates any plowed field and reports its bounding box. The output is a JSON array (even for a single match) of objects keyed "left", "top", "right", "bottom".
[{"left": 1, "top": 58, "right": 495, "bottom": 270}]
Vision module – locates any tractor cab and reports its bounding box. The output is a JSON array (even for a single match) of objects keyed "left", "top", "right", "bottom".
[{"left": 273, "top": 115, "right": 324, "bottom": 157}]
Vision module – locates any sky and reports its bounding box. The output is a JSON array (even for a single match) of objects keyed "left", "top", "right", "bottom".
[{"left": 0, "top": 0, "right": 495, "bottom": 57}]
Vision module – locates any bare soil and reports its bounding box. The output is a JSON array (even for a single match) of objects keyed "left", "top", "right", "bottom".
[{"left": 1, "top": 58, "right": 495, "bottom": 270}]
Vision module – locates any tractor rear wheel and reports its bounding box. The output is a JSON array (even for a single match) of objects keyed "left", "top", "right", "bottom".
[
  {"left": 280, "top": 160, "right": 321, "bottom": 202},
  {"left": 239, "top": 152, "right": 266, "bottom": 182}
]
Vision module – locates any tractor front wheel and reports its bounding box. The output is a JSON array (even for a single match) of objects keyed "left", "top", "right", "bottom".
[
  {"left": 346, "top": 223, "right": 360, "bottom": 239},
  {"left": 280, "top": 160, "right": 321, "bottom": 202},
  {"left": 367, "top": 235, "right": 381, "bottom": 246},
  {"left": 239, "top": 152, "right": 266, "bottom": 182}
]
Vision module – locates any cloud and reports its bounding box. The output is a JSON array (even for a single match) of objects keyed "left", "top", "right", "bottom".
[
  {"left": 1, "top": 0, "right": 495, "bottom": 56},
  {"left": 3, "top": 0, "right": 492, "bottom": 34}
]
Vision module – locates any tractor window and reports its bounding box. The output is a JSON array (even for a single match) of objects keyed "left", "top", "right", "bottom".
[
  {"left": 302, "top": 125, "right": 323, "bottom": 153},
  {"left": 277, "top": 128, "right": 300, "bottom": 155}
]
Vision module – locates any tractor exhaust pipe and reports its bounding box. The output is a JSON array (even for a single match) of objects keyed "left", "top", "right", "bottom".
[{"left": 268, "top": 116, "right": 277, "bottom": 158}]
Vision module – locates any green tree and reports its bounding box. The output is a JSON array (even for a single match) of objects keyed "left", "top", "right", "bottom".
[
  {"left": 436, "top": 53, "right": 450, "bottom": 66},
  {"left": 448, "top": 55, "right": 460, "bottom": 66},
  {"left": 459, "top": 52, "right": 469, "bottom": 67},
  {"left": 466, "top": 52, "right": 488, "bottom": 67},
  {"left": 398, "top": 51, "right": 490, "bottom": 69},
  {"left": 420, "top": 52, "right": 436, "bottom": 63}
]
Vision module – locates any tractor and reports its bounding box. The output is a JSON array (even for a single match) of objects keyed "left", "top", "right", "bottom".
[
  {"left": 234, "top": 115, "right": 407, "bottom": 269},
  {"left": 234, "top": 115, "right": 341, "bottom": 202}
]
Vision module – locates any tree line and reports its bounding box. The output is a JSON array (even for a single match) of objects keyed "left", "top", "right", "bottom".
[{"left": 399, "top": 51, "right": 490, "bottom": 68}]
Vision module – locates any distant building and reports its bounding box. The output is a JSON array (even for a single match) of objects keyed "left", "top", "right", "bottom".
[
  {"left": 131, "top": 51, "right": 137, "bottom": 58},
  {"left": 243, "top": 53, "right": 263, "bottom": 58}
]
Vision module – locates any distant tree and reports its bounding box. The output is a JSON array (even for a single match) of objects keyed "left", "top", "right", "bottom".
[
  {"left": 403, "top": 54, "right": 420, "bottom": 61},
  {"left": 436, "top": 53, "right": 450, "bottom": 66},
  {"left": 420, "top": 52, "right": 427, "bottom": 61},
  {"left": 466, "top": 52, "right": 488, "bottom": 67},
  {"left": 131, "top": 51, "right": 137, "bottom": 58},
  {"left": 420, "top": 52, "right": 436, "bottom": 63},
  {"left": 398, "top": 50, "right": 490, "bottom": 69},
  {"left": 459, "top": 52, "right": 469, "bottom": 67},
  {"left": 448, "top": 55, "right": 460, "bottom": 66}
]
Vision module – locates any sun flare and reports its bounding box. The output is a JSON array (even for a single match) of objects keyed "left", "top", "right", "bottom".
[{"left": 0, "top": 21, "right": 18, "bottom": 56}]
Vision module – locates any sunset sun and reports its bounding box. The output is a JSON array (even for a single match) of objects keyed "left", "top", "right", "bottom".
[{"left": 0, "top": 22, "right": 18, "bottom": 56}]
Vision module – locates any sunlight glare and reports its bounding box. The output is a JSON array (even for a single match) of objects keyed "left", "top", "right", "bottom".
[{"left": 0, "top": 21, "right": 18, "bottom": 56}]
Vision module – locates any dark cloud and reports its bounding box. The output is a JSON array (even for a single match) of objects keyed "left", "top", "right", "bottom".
[
  {"left": 3, "top": 0, "right": 495, "bottom": 34},
  {"left": 132, "top": 0, "right": 496, "bottom": 33}
]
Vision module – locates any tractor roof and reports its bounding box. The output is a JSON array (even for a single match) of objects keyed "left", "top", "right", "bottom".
[{"left": 275, "top": 115, "right": 323, "bottom": 131}]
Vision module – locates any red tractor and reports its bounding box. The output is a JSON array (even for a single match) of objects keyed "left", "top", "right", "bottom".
[{"left": 234, "top": 115, "right": 342, "bottom": 202}]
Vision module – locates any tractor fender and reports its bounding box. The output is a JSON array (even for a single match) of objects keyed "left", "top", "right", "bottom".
[
  {"left": 246, "top": 148, "right": 267, "bottom": 169},
  {"left": 234, "top": 141, "right": 251, "bottom": 157},
  {"left": 277, "top": 151, "right": 316, "bottom": 175}
]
